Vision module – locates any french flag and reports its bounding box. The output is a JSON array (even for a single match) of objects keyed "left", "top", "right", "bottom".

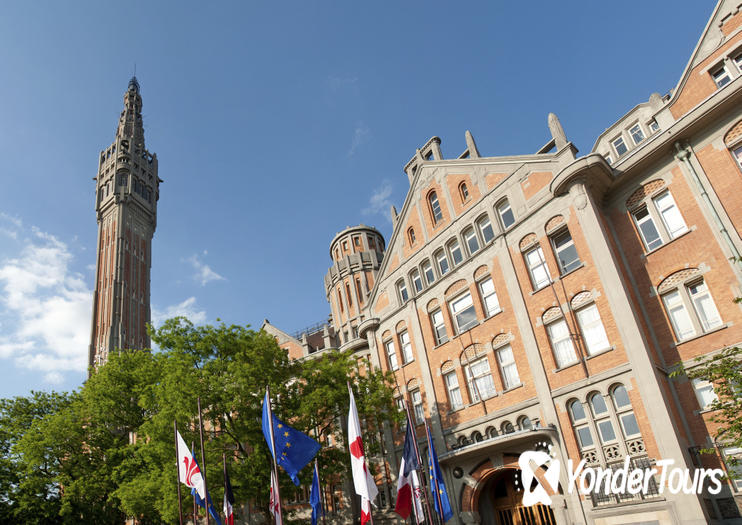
[{"left": 394, "top": 423, "right": 423, "bottom": 522}]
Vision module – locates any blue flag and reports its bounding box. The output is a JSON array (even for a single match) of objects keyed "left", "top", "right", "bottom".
[
  {"left": 262, "top": 390, "right": 321, "bottom": 486},
  {"left": 310, "top": 461, "right": 323, "bottom": 525},
  {"left": 189, "top": 450, "right": 222, "bottom": 525},
  {"left": 426, "top": 425, "right": 453, "bottom": 522}
]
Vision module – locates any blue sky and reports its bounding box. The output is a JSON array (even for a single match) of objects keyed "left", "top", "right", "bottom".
[{"left": 0, "top": 1, "right": 713, "bottom": 397}]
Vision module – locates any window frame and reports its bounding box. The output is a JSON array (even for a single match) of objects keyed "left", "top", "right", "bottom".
[
  {"left": 410, "top": 389, "right": 424, "bottom": 424},
  {"left": 692, "top": 378, "right": 718, "bottom": 410},
  {"left": 524, "top": 245, "right": 551, "bottom": 290},
  {"left": 459, "top": 182, "right": 470, "bottom": 202},
  {"left": 712, "top": 65, "right": 732, "bottom": 88},
  {"left": 477, "top": 215, "right": 495, "bottom": 244},
  {"left": 396, "top": 279, "right": 409, "bottom": 304},
  {"left": 496, "top": 199, "right": 515, "bottom": 230},
  {"left": 496, "top": 344, "right": 520, "bottom": 390},
  {"left": 422, "top": 259, "right": 436, "bottom": 285},
  {"left": 628, "top": 123, "right": 645, "bottom": 146},
  {"left": 575, "top": 302, "right": 611, "bottom": 355},
  {"left": 612, "top": 135, "right": 628, "bottom": 157},
  {"left": 384, "top": 339, "right": 399, "bottom": 371},
  {"left": 449, "top": 291, "right": 479, "bottom": 334},
  {"left": 410, "top": 269, "right": 423, "bottom": 294},
  {"left": 661, "top": 278, "right": 722, "bottom": 341},
  {"left": 429, "top": 191, "right": 443, "bottom": 224},
  {"left": 407, "top": 227, "right": 416, "bottom": 246},
  {"left": 399, "top": 330, "right": 414, "bottom": 364},
  {"left": 478, "top": 276, "right": 501, "bottom": 318},
  {"left": 464, "top": 356, "right": 496, "bottom": 402},
  {"left": 550, "top": 228, "right": 581, "bottom": 275},
  {"left": 546, "top": 317, "right": 578, "bottom": 368},
  {"left": 444, "top": 370, "right": 463, "bottom": 410},
  {"left": 448, "top": 238, "right": 464, "bottom": 266},
  {"left": 463, "top": 227, "right": 480, "bottom": 255},
  {"left": 435, "top": 249, "right": 450, "bottom": 276},
  {"left": 430, "top": 308, "right": 448, "bottom": 345}
]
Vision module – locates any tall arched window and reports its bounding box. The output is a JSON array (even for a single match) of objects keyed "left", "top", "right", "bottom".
[
  {"left": 429, "top": 191, "right": 443, "bottom": 224},
  {"left": 407, "top": 227, "right": 416, "bottom": 245},
  {"left": 459, "top": 182, "right": 470, "bottom": 202}
]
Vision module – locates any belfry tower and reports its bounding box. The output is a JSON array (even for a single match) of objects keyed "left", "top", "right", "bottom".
[{"left": 88, "top": 77, "right": 160, "bottom": 370}]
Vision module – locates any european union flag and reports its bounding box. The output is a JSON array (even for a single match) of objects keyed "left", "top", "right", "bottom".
[
  {"left": 426, "top": 424, "right": 453, "bottom": 522},
  {"left": 262, "top": 390, "right": 321, "bottom": 486}
]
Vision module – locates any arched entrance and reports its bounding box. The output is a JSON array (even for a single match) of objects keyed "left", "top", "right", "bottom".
[{"left": 478, "top": 469, "right": 556, "bottom": 525}]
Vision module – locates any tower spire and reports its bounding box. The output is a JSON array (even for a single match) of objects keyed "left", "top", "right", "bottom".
[{"left": 117, "top": 77, "right": 145, "bottom": 146}]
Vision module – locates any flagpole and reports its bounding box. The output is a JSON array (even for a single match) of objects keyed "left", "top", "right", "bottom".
[
  {"left": 316, "top": 459, "right": 326, "bottom": 525},
  {"left": 425, "top": 421, "right": 445, "bottom": 525},
  {"left": 173, "top": 419, "right": 184, "bottom": 525},
  {"left": 192, "top": 441, "right": 198, "bottom": 524},
  {"left": 402, "top": 400, "right": 435, "bottom": 525},
  {"left": 197, "top": 397, "right": 211, "bottom": 525},
  {"left": 223, "top": 453, "right": 227, "bottom": 525},
  {"left": 266, "top": 385, "right": 284, "bottom": 524}
]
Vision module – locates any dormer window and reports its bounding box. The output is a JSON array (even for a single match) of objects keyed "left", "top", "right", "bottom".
[
  {"left": 712, "top": 66, "right": 732, "bottom": 88},
  {"left": 612, "top": 136, "right": 628, "bottom": 157},
  {"left": 629, "top": 124, "right": 645, "bottom": 145}
]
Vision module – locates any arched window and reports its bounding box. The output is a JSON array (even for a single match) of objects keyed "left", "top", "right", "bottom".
[
  {"left": 568, "top": 399, "right": 594, "bottom": 450},
  {"left": 477, "top": 215, "right": 495, "bottom": 244},
  {"left": 472, "top": 430, "right": 483, "bottom": 442},
  {"left": 658, "top": 270, "right": 722, "bottom": 341},
  {"left": 589, "top": 392, "right": 617, "bottom": 444},
  {"left": 407, "top": 227, "right": 416, "bottom": 245},
  {"left": 496, "top": 198, "right": 515, "bottom": 229},
  {"left": 519, "top": 416, "right": 533, "bottom": 430},
  {"left": 610, "top": 385, "right": 640, "bottom": 438},
  {"left": 429, "top": 191, "right": 443, "bottom": 224},
  {"left": 501, "top": 421, "right": 515, "bottom": 434},
  {"left": 463, "top": 227, "right": 480, "bottom": 255},
  {"left": 459, "top": 182, "right": 470, "bottom": 202},
  {"left": 396, "top": 279, "right": 409, "bottom": 303}
]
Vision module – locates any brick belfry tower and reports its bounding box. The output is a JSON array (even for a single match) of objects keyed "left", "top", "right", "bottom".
[{"left": 88, "top": 77, "right": 160, "bottom": 371}]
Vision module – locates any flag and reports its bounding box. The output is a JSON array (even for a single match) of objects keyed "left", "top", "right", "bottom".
[
  {"left": 223, "top": 466, "right": 235, "bottom": 525},
  {"left": 269, "top": 468, "right": 282, "bottom": 525},
  {"left": 347, "top": 385, "right": 378, "bottom": 525},
  {"left": 192, "top": 486, "right": 222, "bottom": 525},
  {"left": 394, "top": 423, "right": 420, "bottom": 520},
  {"left": 411, "top": 470, "right": 425, "bottom": 524},
  {"left": 310, "top": 460, "right": 323, "bottom": 525},
  {"left": 426, "top": 424, "right": 453, "bottom": 522},
  {"left": 175, "top": 430, "right": 205, "bottom": 498},
  {"left": 262, "top": 390, "right": 321, "bottom": 486}
]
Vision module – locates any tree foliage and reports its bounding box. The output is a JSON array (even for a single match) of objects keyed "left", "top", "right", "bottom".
[{"left": 0, "top": 318, "right": 400, "bottom": 523}]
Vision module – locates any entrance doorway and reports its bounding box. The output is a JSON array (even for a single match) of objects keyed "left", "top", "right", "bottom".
[{"left": 482, "top": 469, "right": 556, "bottom": 525}]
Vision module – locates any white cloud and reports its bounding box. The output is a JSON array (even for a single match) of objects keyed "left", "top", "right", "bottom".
[
  {"left": 348, "top": 121, "right": 371, "bottom": 157},
  {"left": 44, "top": 371, "right": 64, "bottom": 385},
  {"left": 362, "top": 179, "right": 394, "bottom": 221},
  {"left": 151, "top": 297, "right": 207, "bottom": 326},
  {"left": 0, "top": 225, "right": 92, "bottom": 379},
  {"left": 186, "top": 252, "right": 225, "bottom": 286}
]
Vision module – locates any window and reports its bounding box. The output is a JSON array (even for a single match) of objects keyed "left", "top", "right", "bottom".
[
  {"left": 463, "top": 227, "right": 480, "bottom": 255},
  {"left": 605, "top": 154, "right": 613, "bottom": 165},
  {"left": 712, "top": 66, "right": 732, "bottom": 88},
  {"left": 590, "top": 393, "right": 617, "bottom": 443},
  {"left": 479, "top": 277, "right": 500, "bottom": 317},
  {"left": 502, "top": 421, "right": 515, "bottom": 434},
  {"left": 629, "top": 124, "right": 645, "bottom": 145},
  {"left": 436, "top": 250, "right": 450, "bottom": 276},
  {"left": 430, "top": 309, "right": 448, "bottom": 345},
  {"left": 611, "top": 385, "right": 640, "bottom": 438},
  {"left": 422, "top": 260, "right": 435, "bottom": 285},
  {"left": 551, "top": 229, "right": 581, "bottom": 274},
  {"left": 448, "top": 239, "right": 463, "bottom": 266},
  {"left": 410, "top": 270, "right": 423, "bottom": 293},
  {"left": 445, "top": 371, "right": 463, "bottom": 410},
  {"left": 663, "top": 289, "right": 696, "bottom": 340},
  {"left": 477, "top": 216, "right": 495, "bottom": 244},
  {"left": 654, "top": 191, "right": 688, "bottom": 239},
  {"left": 397, "top": 280, "right": 409, "bottom": 303},
  {"left": 692, "top": 378, "right": 718, "bottom": 410},
  {"left": 496, "top": 199, "right": 515, "bottom": 229},
  {"left": 632, "top": 206, "right": 663, "bottom": 250},
  {"left": 465, "top": 356, "right": 496, "bottom": 401},
  {"left": 408, "top": 228, "right": 416, "bottom": 245},
  {"left": 735, "top": 53, "right": 742, "bottom": 71},
  {"left": 733, "top": 144, "right": 742, "bottom": 170},
  {"left": 525, "top": 245, "right": 551, "bottom": 290},
  {"left": 411, "top": 390, "right": 424, "bottom": 424},
  {"left": 721, "top": 447, "right": 742, "bottom": 491},
  {"left": 612, "top": 136, "right": 628, "bottom": 157},
  {"left": 648, "top": 119, "right": 660, "bottom": 133},
  {"left": 429, "top": 192, "right": 443, "bottom": 223},
  {"left": 450, "top": 292, "right": 478, "bottom": 333},
  {"left": 519, "top": 416, "right": 533, "bottom": 430},
  {"left": 569, "top": 400, "right": 594, "bottom": 449},
  {"left": 575, "top": 303, "right": 611, "bottom": 355},
  {"left": 399, "top": 330, "right": 414, "bottom": 364},
  {"left": 459, "top": 182, "right": 470, "bottom": 201},
  {"left": 547, "top": 318, "right": 578, "bottom": 368},
  {"left": 385, "top": 340, "right": 399, "bottom": 371},
  {"left": 688, "top": 280, "right": 722, "bottom": 332},
  {"left": 395, "top": 396, "right": 404, "bottom": 412},
  {"left": 497, "top": 345, "right": 520, "bottom": 390}
]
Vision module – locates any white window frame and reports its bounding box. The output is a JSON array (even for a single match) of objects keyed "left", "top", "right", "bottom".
[
  {"left": 662, "top": 278, "right": 722, "bottom": 341},
  {"left": 385, "top": 340, "right": 399, "bottom": 371},
  {"left": 662, "top": 288, "right": 696, "bottom": 340},
  {"left": 429, "top": 192, "right": 443, "bottom": 223},
  {"left": 430, "top": 308, "right": 448, "bottom": 345},
  {"left": 653, "top": 191, "right": 688, "bottom": 239},
  {"left": 478, "top": 277, "right": 501, "bottom": 317},
  {"left": 612, "top": 135, "right": 628, "bottom": 157},
  {"left": 575, "top": 303, "right": 611, "bottom": 355},
  {"left": 546, "top": 318, "right": 578, "bottom": 368},
  {"left": 496, "top": 199, "right": 515, "bottom": 229},
  {"left": 550, "top": 228, "right": 581, "bottom": 274},
  {"left": 411, "top": 389, "right": 424, "bottom": 424},
  {"left": 463, "top": 227, "right": 480, "bottom": 255},
  {"left": 712, "top": 65, "right": 732, "bottom": 88},
  {"left": 448, "top": 238, "right": 464, "bottom": 266},
  {"left": 449, "top": 291, "right": 478, "bottom": 333},
  {"left": 477, "top": 215, "right": 495, "bottom": 244},
  {"left": 465, "top": 356, "right": 496, "bottom": 402},
  {"left": 733, "top": 144, "right": 742, "bottom": 171},
  {"left": 569, "top": 400, "right": 595, "bottom": 450},
  {"left": 524, "top": 245, "right": 551, "bottom": 290},
  {"left": 410, "top": 269, "right": 423, "bottom": 293},
  {"left": 735, "top": 53, "right": 742, "bottom": 72},
  {"left": 422, "top": 260, "right": 435, "bottom": 285},
  {"left": 688, "top": 280, "right": 722, "bottom": 332},
  {"left": 648, "top": 119, "right": 660, "bottom": 133},
  {"left": 692, "top": 378, "right": 718, "bottom": 410},
  {"left": 632, "top": 205, "right": 663, "bottom": 251},
  {"left": 399, "top": 330, "right": 414, "bottom": 364},
  {"left": 436, "top": 250, "right": 450, "bottom": 276},
  {"left": 496, "top": 344, "right": 520, "bottom": 390},
  {"left": 460, "top": 182, "right": 470, "bottom": 201},
  {"left": 604, "top": 153, "right": 613, "bottom": 165},
  {"left": 629, "top": 123, "right": 645, "bottom": 145},
  {"left": 444, "top": 371, "right": 463, "bottom": 410},
  {"left": 397, "top": 279, "right": 409, "bottom": 303}
]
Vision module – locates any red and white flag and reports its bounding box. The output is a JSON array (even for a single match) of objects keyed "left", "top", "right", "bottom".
[
  {"left": 269, "top": 469, "right": 282, "bottom": 525},
  {"left": 175, "top": 430, "right": 205, "bottom": 498},
  {"left": 348, "top": 385, "right": 378, "bottom": 525}
]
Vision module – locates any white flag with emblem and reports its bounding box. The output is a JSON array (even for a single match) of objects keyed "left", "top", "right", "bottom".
[{"left": 348, "top": 385, "right": 378, "bottom": 524}]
